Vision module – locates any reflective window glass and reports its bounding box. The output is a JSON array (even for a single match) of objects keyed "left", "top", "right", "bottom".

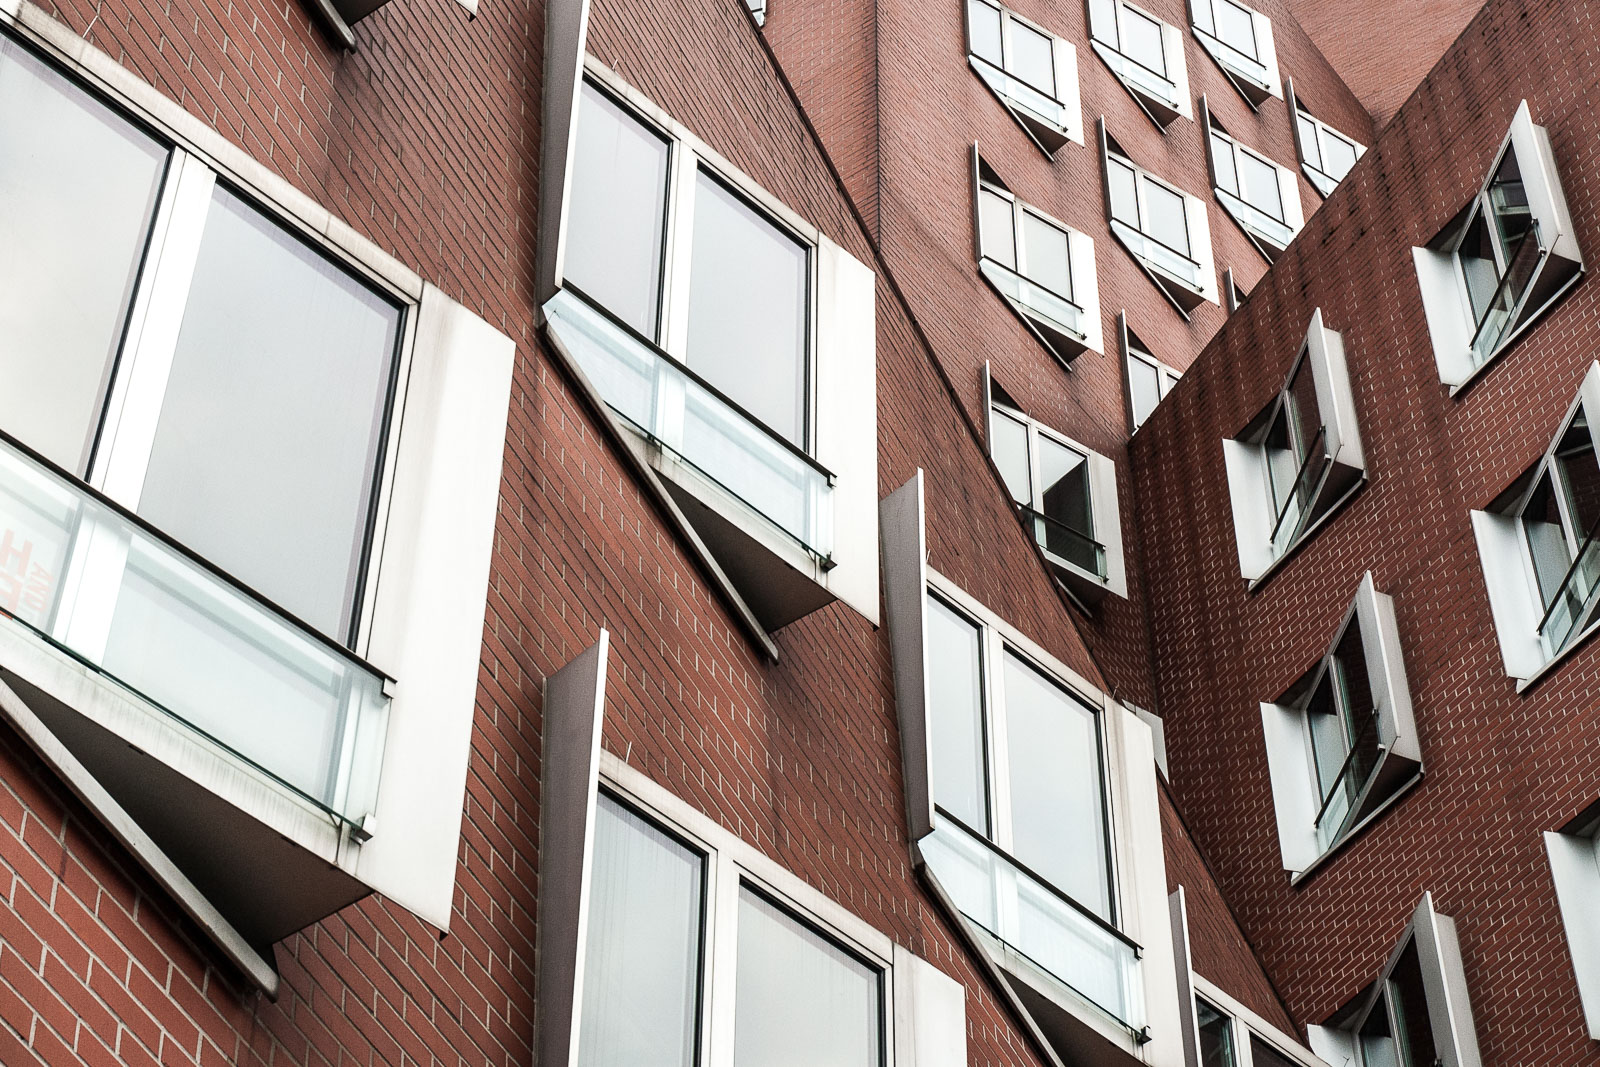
[
  {"left": 1457, "top": 211, "right": 1502, "bottom": 324},
  {"left": 1010, "top": 20, "right": 1056, "bottom": 95},
  {"left": 1145, "top": 180, "right": 1189, "bottom": 254},
  {"left": 1297, "top": 114, "right": 1323, "bottom": 171},
  {"left": 0, "top": 37, "right": 166, "bottom": 473},
  {"left": 1212, "top": 133, "right": 1240, "bottom": 196},
  {"left": 1214, "top": 0, "right": 1257, "bottom": 59},
  {"left": 138, "top": 187, "right": 400, "bottom": 640},
  {"left": 685, "top": 172, "right": 809, "bottom": 447},
  {"left": 1386, "top": 941, "right": 1439, "bottom": 1067},
  {"left": 1195, "top": 999, "right": 1237, "bottom": 1067},
  {"left": 1021, "top": 211, "right": 1072, "bottom": 299},
  {"left": 926, "top": 595, "right": 989, "bottom": 833},
  {"left": 1108, "top": 158, "right": 1140, "bottom": 228},
  {"left": 1523, "top": 470, "right": 1573, "bottom": 611},
  {"left": 1239, "top": 150, "right": 1284, "bottom": 221},
  {"left": 1322, "top": 130, "right": 1359, "bottom": 181},
  {"left": 1128, "top": 356, "right": 1163, "bottom": 429},
  {"left": 968, "top": 0, "right": 1004, "bottom": 67},
  {"left": 1249, "top": 1037, "right": 1300, "bottom": 1067},
  {"left": 1358, "top": 991, "right": 1402, "bottom": 1067},
  {"left": 991, "top": 406, "right": 1032, "bottom": 506},
  {"left": 579, "top": 796, "right": 705, "bottom": 1067},
  {"left": 979, "top": 188, "right": 1018, "bottom": 270},
  {"left": 1037, "top": 435, "right": 1091, "bottom": 538},
  {"left": 1088, "top": 0, "right": 1118, "bottom": 47},
  {"left": 1487, "top": 148, "right": 1532, "bottom": 256},
  {"left": 567, "top": 82, "right": 672, "bottom": 340},
  {"left": 1122, "top": 6, "right": 1166, "bottom": 74}
]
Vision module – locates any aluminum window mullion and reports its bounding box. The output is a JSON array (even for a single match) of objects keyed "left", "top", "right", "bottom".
[
  {"left": 1025, "top": 422, "right": 1046, "bottom": 513},
  {"left": 704, "top": 849, "right": 739, "bottom": 1067},
  {"left": 985, "top": 626, "right": 1015, "bottom": 854},
  {"left": 660, "top": 142, "right": 699, "bottom": 362},
  {"left": 1012, "top": 201, "right": 1029, "bottom": 283}
]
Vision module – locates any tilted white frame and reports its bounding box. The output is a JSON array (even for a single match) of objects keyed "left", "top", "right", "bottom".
[
  {"left": 1187, "top": 0, "right": 1280, "bottom": 106},
  {"left": 1086, "top": 0, "right": 1191, "bottom": 127},
  {"left": 1100, "top": 121, "right": 1219, "bottom": 315},
  {"left": 1544, "top": 802, "right": 1600, "bottom": 1040},
  {"left": 964, "top": 0, "right": 1085, "bottom": 155},
  {"left": 1259, "top": 573, "right": 1421, "bottom": 880},
  {"left": 1121, "top": 315, "right": 1181, "bottom": 433},
  {"left": 1190, "top": 977, "right": 1331, "bottom": 1067},
  {"left": 1222, "top": 309, "right": 1364, "bottom": 584},
  {"left": 1285, "top": 78, "right": 1366, "bottom": 199},
  {"left": 1201, "top": 98, "right": 1304, "bottom": 261}
]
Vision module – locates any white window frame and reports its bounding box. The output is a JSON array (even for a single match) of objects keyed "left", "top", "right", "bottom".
[
  {"left": 972, "top": 149, "right": 1103, "bottom": 362},
  {"left": 965, "top": 0, "right": 1084, "bottom": 155},
  {"left": 1307, "top": 894, "right": 1483, "bottom": 1067},
  {"left": 1086, "top": 0, "right": 1190, "bottom": 127},
  {"left": 984, "top": 372, "right": 1127, "bottom": 600},
  {"left": 1223, "top": 309, "right": 1364, "bottom": 584},
  {"left": 1287, "top": 79, "right": 1366, "bottom": 198},
  {"left": 1188, "top": 0, "right": 1281, "bottom": 106},
  {"left": 1545, "top": 800, "right": 1600, "bottom": 1041},
  {"left": 1101, "top": 122, "right": 1218, "bottom": 313},
  {"left": 1413, "top": 100, "right": 1584, "bottom": 393},
  {"left": 535, "top": 634, "right": 968, "bottom": 1067},
  {"left": 0, "top": 13, "right": 513, "bottom": 935},
  {"left": 1192, "top": 978, "right": 1332, "bottom": 1067},
  {"left": 1223, "top": 266, "right": 1249, "bottom": 311},
  {"left": 745, "top": 0, "right": 766, "bottom": 25},
  {"left": 1471, "top": 362, "right": 1600, "bottom": 687},
  {"left": 546, "top": 60, "right": 881, "bottom": 633},
  {"left": 1202, "top": 98, "right": 1304, "bottom": 261},
  {"left": 1122, "top": 316, "right": 1180, "bottom": 432},
  {"left": 1259, "top": 573, "right": 1421, "bottom": 881}
]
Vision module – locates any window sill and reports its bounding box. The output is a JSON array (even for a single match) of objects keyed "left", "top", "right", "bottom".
[
  {"left": 1286, "top": 768, "right": 1424, "bottom": 888},
  {"left": 1243, "top": 477, "right": 1366, "bottom": 594},
  {"left": 1444, "top": 270, "right": 1585, "bottom": 401}
]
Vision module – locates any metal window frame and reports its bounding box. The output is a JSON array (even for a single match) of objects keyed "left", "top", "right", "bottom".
[
  {"left": 1121, "top": 315, "right": 1180, "bottom": 433},
  {"left": 1086, "top": 0, "right": 1189, "bottom": 127},
  {"left": 1188, "top": 0, "right": 1280, "bottom": 106},
  {"left": 978, "top": 178, "right": 1078, "bottom": 306},
  {"left": 1286, "top": 78, "right": 1366, "bottom": 199}
]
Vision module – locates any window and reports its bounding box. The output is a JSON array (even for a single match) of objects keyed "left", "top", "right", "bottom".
[
  {"left": 973, "top": 152, "right": 1103, "bottom": 363},
  {"left": 746, "top": 0, "right": 766, "bottom": 24},
  {"left": 1122, "top": 320, "right": 1180, "bottom": 431},
  {"left": 1087, "top": 0, "right": 1189, "bottom": 126},
  {"left": 1188, "top": 0, "right": 1280, "bottom": 106},
  {"left": 1101, "top": 124, "right": 1218, "bottom": 311},
  {"left": 1260, "top": 573, "right": 1421, "bottom": 878},
  {"left": 1204, "top": 103, "right": 1303, "bottom": 260},
  {"left": 1289, "top": 82, "right": 1365, "bottom": 197},
  {"left": 1222, "top": 310, "right": 1364, "bottom": 583},
  {"left": 986, "top": 376, "right": 1127, "bottom": 600},
  {"left": 1307, "top": 894, "right": 1483, "bottom": 1067},
  {"left": 1223, "top": 267, "right": 1249, "bottom": 311},
  {"left": 966, "top": 0, "right": 1083, "bottom": 154},
  {"left": 1193, "top": 994, "right": 1322, "bottom": 1067},
  {"left": 1472, "top": 363, "right": 1600, "bottom": 683},
  {"left": 1413, "top": 101, "right": 1583, "bottom": 390},
  {"left": 548, "top": 67, "right": 880, "bottom": 632},
  {"left": 0, "top": 26, "right": 515, "bottom": 954},
  {"left": 1544, "top": 800, "right": 1600, "bottom": 1041}
]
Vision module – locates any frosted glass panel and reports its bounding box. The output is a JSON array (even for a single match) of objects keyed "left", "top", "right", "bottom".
[
  {"left": 927, "top": 594, "right": 988, "bottom": 832},
  {"left": 0, "top": 37, "right": 165, "bottom": 473}
]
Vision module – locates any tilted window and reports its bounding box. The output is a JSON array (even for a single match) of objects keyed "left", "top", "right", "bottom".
[
  {"left": 1413, "top": 100, "right": 1583, "bottom": 390},
  {"left": 1472, "top": 363, "right": 1600, "bottom": 683},
  {"left": 1087, "top": 0, "right": 1189, "bottom": 126},
  {"left": 966, "top": 0, "right": 1083, "bottom": 155},
  {"left": 1188, "top": 0, "right": 1280, "bottom": 106},
  {"left": 1102, "top": 124, "right": 1218, "bottom": 312},
  {"left": 1194, "top": 993, "right": 1324, "bottom": 1067},
  {"left": 974, "top": 151, "right": 1103, "bottom": 362},
  {"left": 1544, "top": 800, "right": 1600, "bottom": 1041},
  {"left": 987, "top": 376, "right": 1127, "bottom": 601},
  {"left": 1289, "top": 82, "right": 1365, "bottom": 198},
  {"left": 1307, "top": 894, "right": 1483, "bottom": 1067},
  {"left": 547, "top": 68, "right": 880, "bottom": 632},
  {"left": 1260, "top": 573, "right": 1421, "bottom": 878},
  {"left": 1204, "top": 102, "right": 1304, "bottom": 261},
  {"left": 1223, "top": 310, "right": 1365, "bottom": 582},
  {"left": 1123, "top": 321, "right": 1180, "bottom": 432},
  {"left": 745, "top": 0, "right": 766, "bottom": 25}
]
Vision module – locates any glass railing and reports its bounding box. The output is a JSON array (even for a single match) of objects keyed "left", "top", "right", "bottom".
[
  {"left": 0, "top": 433, "right": 389, "bottom": 826},
  {"left": 1312, "top": 706, "right": 1381, "bottom": 849},
  {"left": 1537, "top": 509, "right": 1600, "bottom": 657},
  {"left": 544, "top": 288, "right": 835, "bottom": 561},
  {"left": 921, "top": 817, "right": 1145, "bottom": 1034},
  {"left": 1267, "top": 427, "right": 1330, "bottom": 558},
  {"left": 1110, "top": 219, "right": 1204, "bottom": 291},
  {"left": 1215, "top": 188, "right": 1298, "bottom": 253},
  {"left": 1021, "top": 505, "right": 1107, "bottom": 579},
  {"left": 979, "top": 258, "right": 1087, "bottom": 345},
  {"left": 1090, "top": 41, "right": 1181, "bottom": 112},
  {"left": 1193, "top": 27, "right": 1270, "bottom": 91},
  {"left": 1468, "top": 220, "right": 1547, "bottom": 368},
  {"left": 969, "top": 55, "right": 1074, "bottom": 138}
]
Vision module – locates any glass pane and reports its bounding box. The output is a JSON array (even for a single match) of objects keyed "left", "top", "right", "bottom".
[
  {"left": 1021, "top": 211, "right": 1073, "bottom": 300},
  {"left": 1358, "top": 989, "right": 1403, "bottom": 1067},
  {"left": 1524, "top": 470, "right": 1575, "bottom": 611},
  {"left": 579, "top": 796, "right": 704, "bottom": 1067},
  {"left": 1286, "top": 357, "right": 1321, "bottom": 456},
  {"left": 1088, "top": 0, "right": 1118, "bottom": 46},
  {"left": 1001, "top": 652, "right": 1111, "bottom": 919},
  {"left": 1323, "top": 130, "right": 1360, "bottom": 181},
  {"left": 1214, "top": 0, "right": 1258, "bottom": 59},
  {"left": 1144, "top": 179, "right": 1190, "bottom": 255},
  {"left": 968, "top": 0, "right": 1003, "bottom": 67},
  {"left": 1009, "top": 20, "right": 1056, "bottom": 96},
  {"left": 138, "top": 187, "right": 400, "bottom": 640},
  {"left": 1248, "top": 1037, "right": 1301, "bottom": 1067},
  {"left": 0, "top": 38, "right": 166, "bottom": 473},
  {"left": 1457, "top": 211, "right": 1502, "bottom": 326},
  {"left": 1108, "top": 158, "right": 1140, "bottom": 228},
  {"left": 1211, "top": 133, "right": 1240, "bottom": 196},
  {"left": 686, "top": 173, "right": 809, "bottom": 448},
  {"left": 734, "top": 888, "right": 883, "bottom": 1067},
  {"left": 1122, "top": 7, "right": 1166, "bottom": 75},
  {"left": 991, "top": 407, "right": 1033, "bottom": 506},
  {"left": 1387, "top": 941, "right": 1440, "bottom": 1067},
  {"left": 1239, "top": 150, "right": 1285, "bottom": 222},
  {"left": 926, "top": 594, "right": 989, "bottom": 833},
  {"left": 979, "top": 188, "right": 1018, "bottom": 270},
  {"left": 1555, "top": 411, "right": 1600, "bottom": 538},
  {"left": 1306, "top": 672, "right": 1348, "bottom": 809},
  {"left": 1128, "top": 356, "right": 1162, "bottom": 429},
  {"left": 1195, "top": 999, "right": 1237, "bottom": 1067},
  {"left": 1037, "top": 435, "right": 1092, "bottom": 538},
  {"left": 567, "top": 82, "right": 671, "bottom": 340},
  {"left": 1297, "top": 114, "right": 1323, "bottom": 171},
  {"left": 1487, "top": 148, "right": 1532, "bottom": 258}
]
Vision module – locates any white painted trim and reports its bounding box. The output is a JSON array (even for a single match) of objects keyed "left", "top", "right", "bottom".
[
  {"left": 893, "top": 945, "right": 968, "bottom": 1067},
  {"left": 1411, "top": 892, "right": 1483, "bottom": 1067},
  {"left": 1190, "top": 973, "right": 1329, "bottom": 1067},
  {"left": 537, "top": 0, "right": 593, "bottom": 303},
  {"left": 1544, "top": 828, "right": 1600, "bottom": 1039},
  {"left": 881, "top": 473, "right": 932, "bottom": 841}
]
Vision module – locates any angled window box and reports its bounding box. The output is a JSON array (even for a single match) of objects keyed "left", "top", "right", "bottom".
[
  {"left": 1307, "top": 894, "right": 1483, "bottom": 1067},
  {"left": 973, "top": 150, "right": 1103, "bottom": 364},
  {"left": 986, "top": 375, "right": 1127, "bottom": 602},
  {"left": 966, "top": 0, "right": 1083, "bottom": 156},
  {"left": 1086, "top": 0, "right": 1190, "bottom": 127},
  {"left": 746, "top": 0, "right": 766, "bottom": 24},
  {"left": 1472, "top": 362, "right": 1600, "bottom": 685},
  {"left": 0, "top": 28, "right": 512, "bottom": 959},
  {"left": 1414, "top": 100, "right": 1583, "bottom": 391},
  {"left": 1122, "top": 318, "right": 1180, "bottom": 432},
  {"left": 1101, "top": 123, "right": 1218, "bottom": 314},
  {"left": 1544, "top": 799, "right": 1600, "bottom": 1041},
  {"left": 1203, "top": 100, "right": 1304, "bottom": 261},
  {"left": 879, "top": 475, "right": 1186, "bottom": 1066},
  {"left": 1223, "top": 310, "right": 1364, "bottom": 584},
  {"left": 1288, "top": 79, "right": 1365, "bottom": 198},
  {"left": 1224, "top": 267, "right": 1250, "bottom": 312},
  {"left": 545, "top": 68, "right": 879, "bottom": 631},
  {"left": 1188, "top": 0, "right": 1280, "bottom": 108},
  {"left": 1260, "top": 573, "right": 1422, "bottom": 880}
]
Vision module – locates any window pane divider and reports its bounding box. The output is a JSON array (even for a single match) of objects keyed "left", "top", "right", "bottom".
[
  {"left": 1267, "top": 425, "right": 1329, "bottom": 545},
  {"left": 1535, "top": 499, "right": 1600, "bottom": 640}
]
